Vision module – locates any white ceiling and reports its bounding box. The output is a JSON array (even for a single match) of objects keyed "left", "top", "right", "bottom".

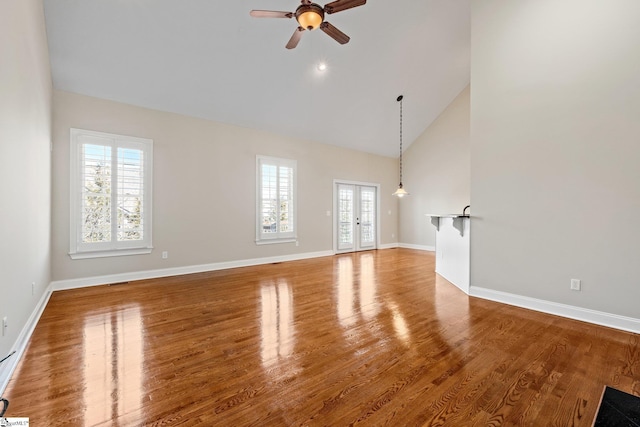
[{"left": 43, "top": 0, "right": 470, "bottom": 158}]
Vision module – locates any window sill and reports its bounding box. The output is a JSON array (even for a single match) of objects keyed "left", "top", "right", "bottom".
[
  {"left": 69, "top": 247, "right": 153, "bottom": 260},
  {"left": 255, "top": 238, "right": 297, "bottom": 246}
]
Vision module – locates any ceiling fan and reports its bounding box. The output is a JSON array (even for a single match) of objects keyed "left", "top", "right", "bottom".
[{"left": 250, "top": 0, "right": 366, "bottom": 49}]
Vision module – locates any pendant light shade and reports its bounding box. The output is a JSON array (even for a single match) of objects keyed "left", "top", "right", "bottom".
[
  {"left": 392, "top": 185, "right": 409, "bottom": 197},
  {"left": 393, "top": 95, "right": 409, "bottom": 197}
]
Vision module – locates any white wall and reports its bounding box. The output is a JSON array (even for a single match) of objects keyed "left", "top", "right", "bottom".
[
  {"left": 0, "top": 0, "right": 52, "bottom": 365},
  {"left": 51, "top": 91, "right": 399, "bottom": 282},
  {"left": 470, "top": 0, "right": 640, "bottom": 319},
  {"left": 399, "top": 86, "right": 470, "bottom": 249}
]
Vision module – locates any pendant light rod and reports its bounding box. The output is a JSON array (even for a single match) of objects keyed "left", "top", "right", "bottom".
[
  {"left": 393, "top": 94, "right": 409, "bottom": 197},
  {"left": 398, "top": 94, "right": 403, "bottom": 186}
]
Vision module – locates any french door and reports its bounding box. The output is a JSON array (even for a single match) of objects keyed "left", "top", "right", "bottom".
[{"left": 335, "top": 183, "right": 378, "bottom": 252}]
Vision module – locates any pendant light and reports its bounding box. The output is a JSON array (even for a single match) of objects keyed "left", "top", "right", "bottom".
[{"left": 393, "top": 95, "right": 409, "bottom": 197}]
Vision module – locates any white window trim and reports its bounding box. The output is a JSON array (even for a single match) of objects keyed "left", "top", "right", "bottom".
[
  {"left": 256, "top": 155, "right": 297, "bottom": 245},
  {"left": 69, "top": 128, "right": 153, "bottom": 259}
]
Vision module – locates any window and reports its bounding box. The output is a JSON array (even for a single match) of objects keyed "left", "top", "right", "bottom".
[
  {"left": 70, "top": 128, "right": 153, "bottom": 259},
  {"left": 256, "top": 155, "right": 297, "bottom": 244}
]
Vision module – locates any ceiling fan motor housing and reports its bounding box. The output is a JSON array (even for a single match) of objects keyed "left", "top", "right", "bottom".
[{"left": 295, "top": 3, "right": 325, "bottom": 30}]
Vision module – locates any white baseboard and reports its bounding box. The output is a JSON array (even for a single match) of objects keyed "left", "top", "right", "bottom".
[
  {"left": 470, "top": 286, "right": 640, "bottom": 334},
  {"left": 398, "top": 243, "right": 435, "bottom": 252},
  {"left": 377, "top": 243, "right": 399, "bottom": 250},
  {"left": 436, "top": 271, "right": 469, "bottom": 294},
  {"left": 51, "top": 250, "right": 335, "bottom": 291},
  {"left": 0, "top": 285, "right": 53, "bottom": 394}
]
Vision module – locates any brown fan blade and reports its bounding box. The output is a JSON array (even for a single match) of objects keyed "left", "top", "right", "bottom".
[
  {"left": 324, "top": 0, "right": 366, "bottom": 14},
  {"left": 286, "top": 26, "right": 305, "bottom": 49},
  {"left": 250, "top": 10, "right": 294, "bottom": 18},
  {"left": 320, "top": 21, "right": 350, "bottom": 44}
]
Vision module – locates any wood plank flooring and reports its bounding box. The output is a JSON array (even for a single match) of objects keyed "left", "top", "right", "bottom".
[{"left": 4, "top": 249, "right": 640, "bottom": 426}]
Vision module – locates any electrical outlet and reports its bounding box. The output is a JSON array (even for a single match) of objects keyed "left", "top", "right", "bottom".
[
  {"left": 2, "top": 317, "right": 7, "bottom": 336},
  {"left": 32, "top": 282, "right": 35, "bottom": 295},
  {"left": 162, "top": 251, "right": 168, "bottom": 259},
  {"left": 570, "top": 279, "right": 581, "bottom": 291}
]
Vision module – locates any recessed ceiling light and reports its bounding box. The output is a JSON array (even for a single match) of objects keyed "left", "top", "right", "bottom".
[{"left": 317, "top": 62, "right": 327, "bottom": 71}]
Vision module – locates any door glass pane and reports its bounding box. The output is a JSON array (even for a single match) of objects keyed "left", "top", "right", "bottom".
[
  {"left": 338, "top": 185, "right": 354, "bottom": 250},
  {"left": 359, "top": 187, "right": 375, "bottom": 247}
]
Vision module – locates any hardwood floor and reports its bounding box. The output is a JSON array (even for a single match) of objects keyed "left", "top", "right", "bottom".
[{"left": 4, "top": 249, "right": 640, "bottom": 426}]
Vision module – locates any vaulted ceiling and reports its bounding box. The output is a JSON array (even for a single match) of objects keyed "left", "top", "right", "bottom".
[{"left": 43, "top": 0, "right": 470, "bottom": 157}]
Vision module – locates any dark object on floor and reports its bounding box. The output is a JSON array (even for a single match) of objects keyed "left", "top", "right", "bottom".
[
  {"left": 593, "top": 386, "right": 640, "bottom": 426},
  {"left": 0, "top": 351, "right": 14, "bottom": 417},
  {"left": 0, "top": 397, "right": 7, "bottom": 417}
]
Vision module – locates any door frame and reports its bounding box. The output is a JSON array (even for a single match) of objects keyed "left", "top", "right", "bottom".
[{"left": 332, "top": 179, "right": 381, "bottom": 254}]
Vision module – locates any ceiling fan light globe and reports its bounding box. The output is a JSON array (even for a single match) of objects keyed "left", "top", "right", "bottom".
[{"left": 296, "top": 4, "right": 324, "bottom": 30}]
